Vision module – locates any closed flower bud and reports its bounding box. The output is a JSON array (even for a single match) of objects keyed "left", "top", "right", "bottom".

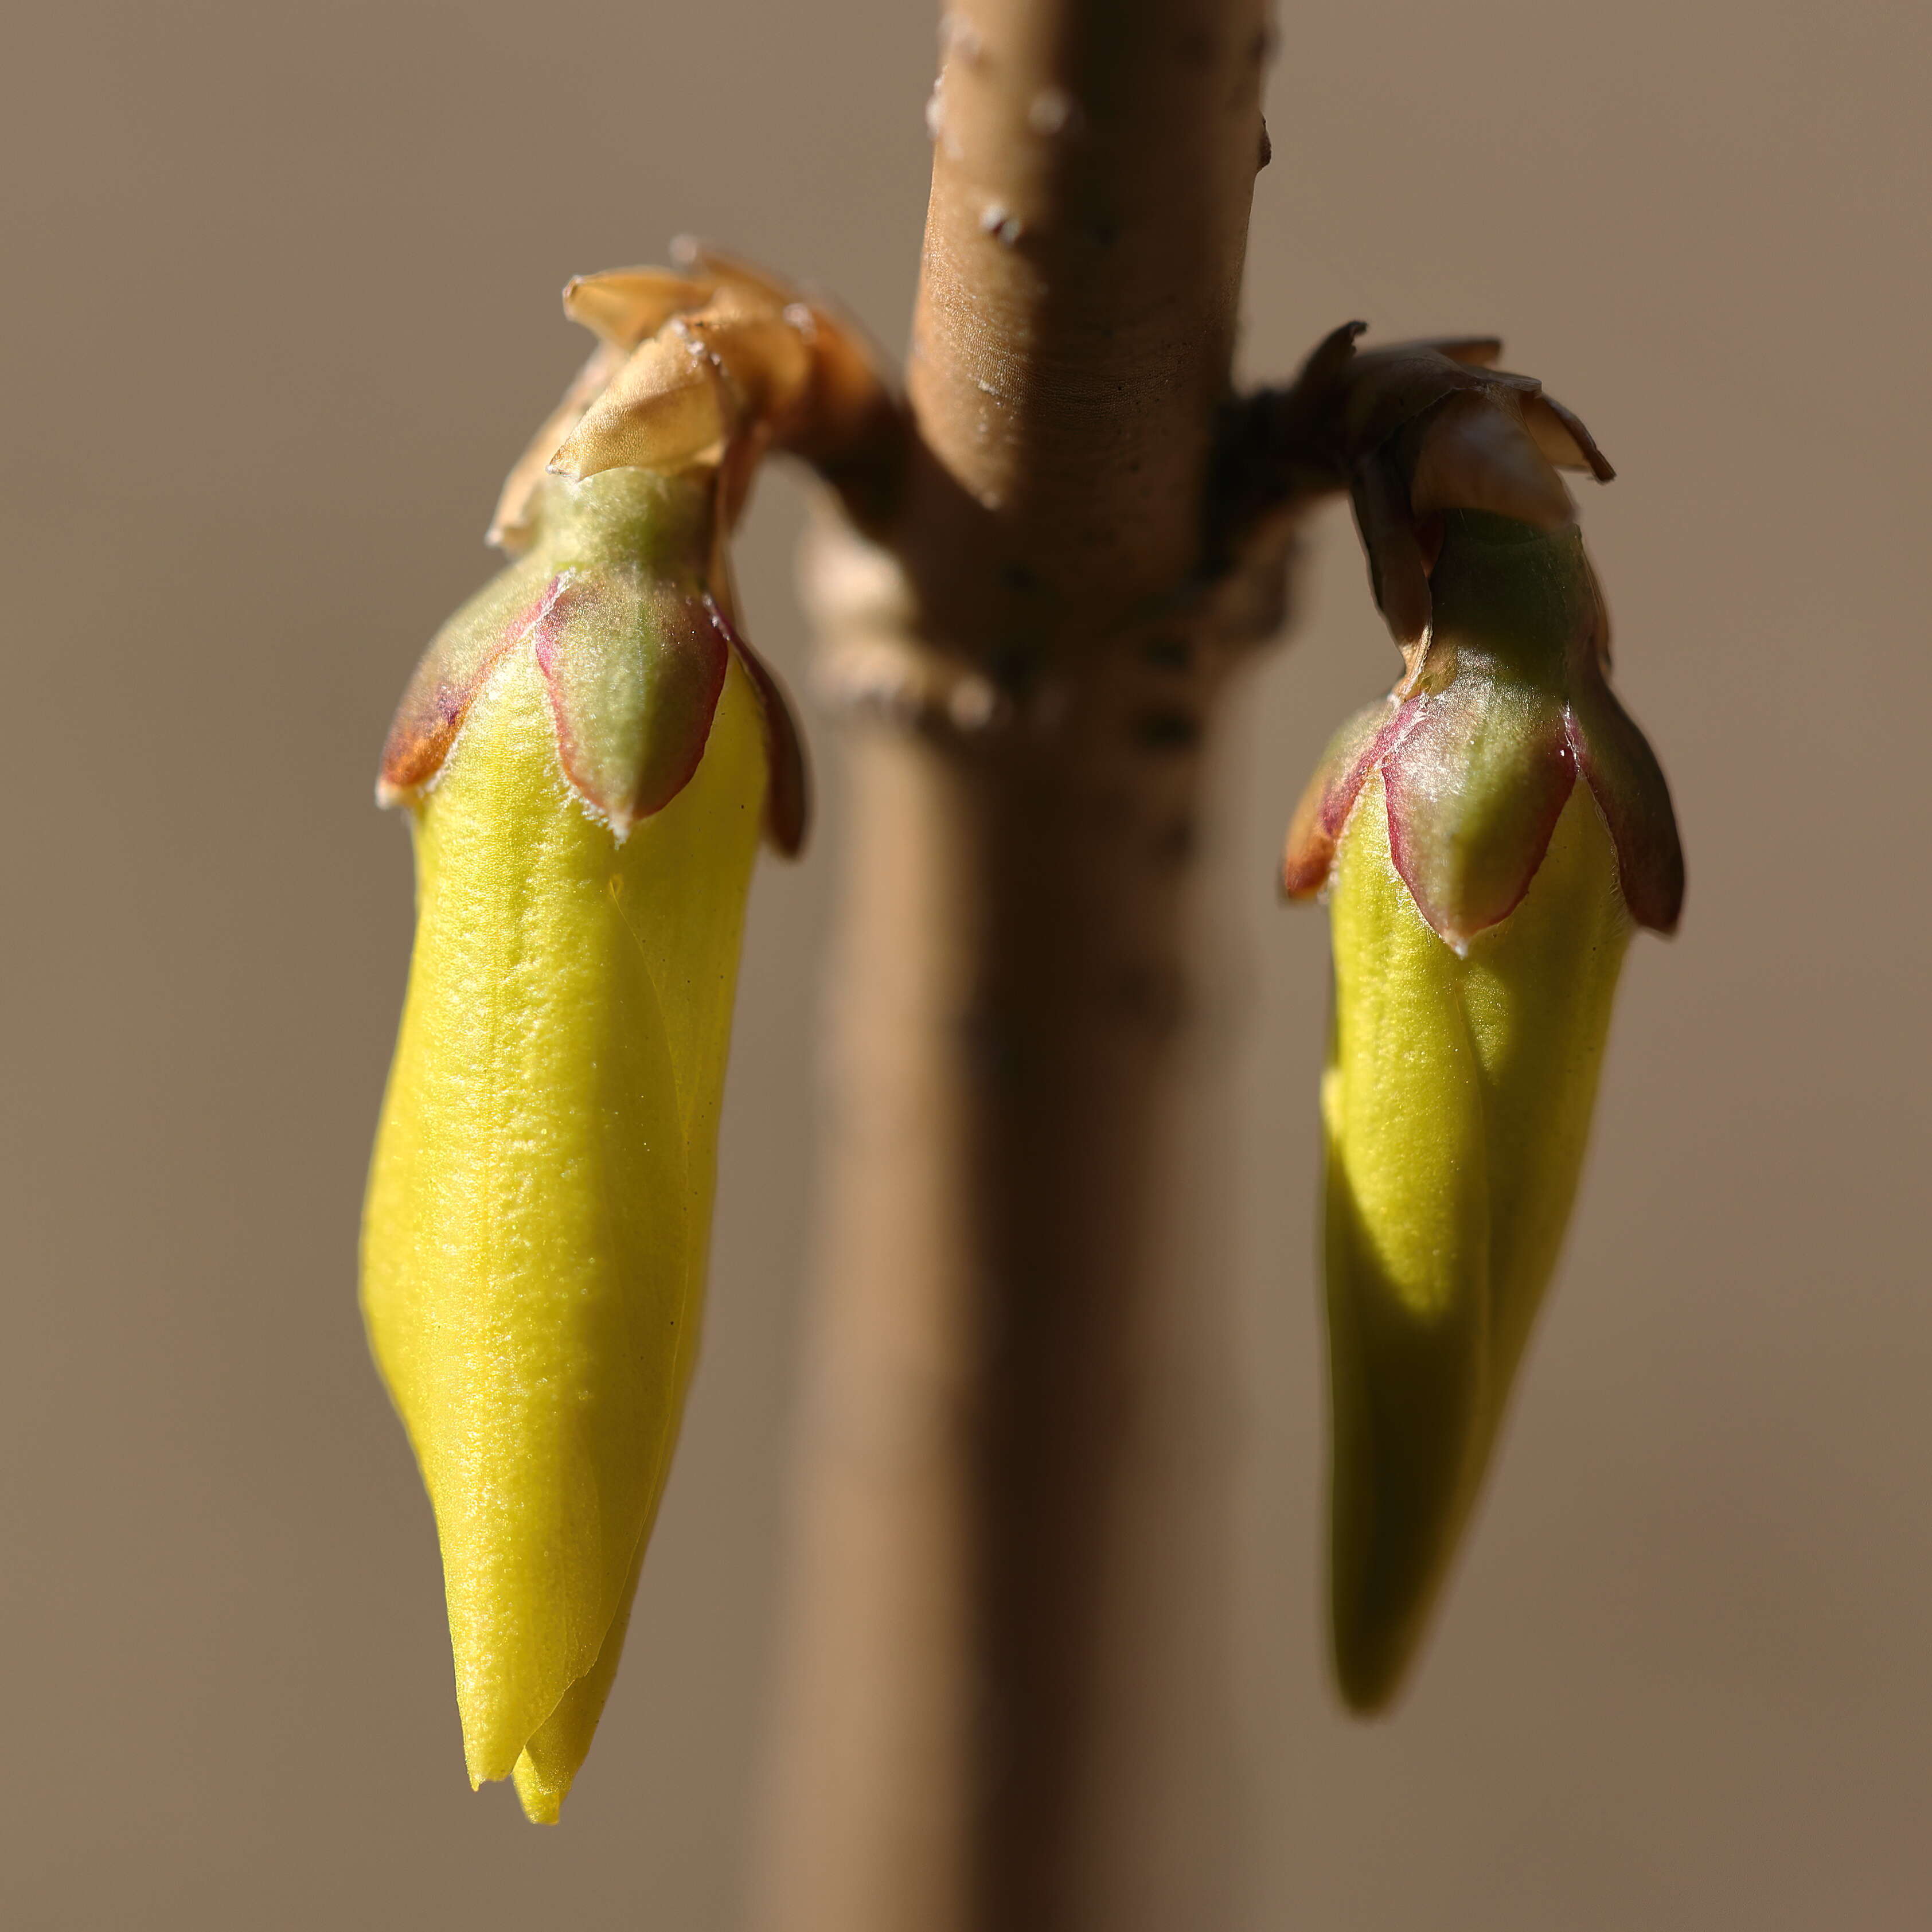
[
  {"left": 1280, "top": 339, "right": 1681, "bottom": 1710},
  {"left": 364, "top": 258, "right": 881, "bottom": 1820}
]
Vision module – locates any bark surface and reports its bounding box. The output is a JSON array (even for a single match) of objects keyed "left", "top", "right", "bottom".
[{"left": 756, "top": 5, "right": 1280, "bottom": 1927}]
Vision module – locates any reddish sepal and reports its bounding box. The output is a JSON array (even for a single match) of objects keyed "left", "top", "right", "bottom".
[
  {"left": 1381, "top": 682, "right": 1578, "bottom": 949},
  {"left": 710, "top": 602, "right": 811, "bottom": 857},
  {"left": 1567, "top": 677, "right": 1685, "bottom": 935},
  {"left": 533, "top": 568, "right": 731, "bottom": 836},
  {"left": 379, "top": 557, "right": 552, "bottom": 803},
  {"left": 1282, "top": 699, "right": 1405, "bottom": 899}
]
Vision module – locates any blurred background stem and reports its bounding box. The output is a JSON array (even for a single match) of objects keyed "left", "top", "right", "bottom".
[{"left": 755, "top": 3, "right": 1285, "bottom": 1926}]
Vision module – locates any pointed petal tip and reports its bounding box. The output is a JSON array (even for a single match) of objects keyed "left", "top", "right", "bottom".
[
  {"left": 458, "top": 1732, "right": 569, "bottom": 1822},
  {"left": 513, "top": 1753, "right": 568, "bottom": 1825},
  {"left": 455, "top": 1661, "right": 569, "bottom": 1796},
  {"left": 1328, "top": 1504, "right": 1452, "bottom": 1720},
  {"left": 461, "top": 1726, "right": 526, "bottom": 1794},
  {"left": 1332, "top": 1632, "right": 1412, "bottom": 1718}
]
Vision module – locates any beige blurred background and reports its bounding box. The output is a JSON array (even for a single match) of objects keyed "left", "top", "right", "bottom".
[{"left": 3, "top": 1, "right": 1927, "bottom": 1925}]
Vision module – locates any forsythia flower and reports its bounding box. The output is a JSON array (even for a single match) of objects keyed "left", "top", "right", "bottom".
[
  {"left": 363, "top": 253, "right": 877, "bottom": 1821},
  {"left": 1281, "top": 333, "right": 1684, "bottom": 1710}
]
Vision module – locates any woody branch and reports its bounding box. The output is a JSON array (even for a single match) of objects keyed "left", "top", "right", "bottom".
[{"left": 754, "top": 3, "right": 1286, "bottom": 1929}]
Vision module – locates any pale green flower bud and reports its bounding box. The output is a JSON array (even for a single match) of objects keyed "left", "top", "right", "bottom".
[{"left": 1285, "top": 392, "right": 1682, "bottom": 1705}]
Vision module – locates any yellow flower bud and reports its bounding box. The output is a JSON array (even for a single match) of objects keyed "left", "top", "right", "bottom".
[
  {"left": 361, "top": 253, "right": 883, "bottom": 1820},
  {"left": 364, "top": 630, "right": 767, "bottom": 1818},
  {"left": 363, "top": 466, "right": 786, "bottom": 1821}
]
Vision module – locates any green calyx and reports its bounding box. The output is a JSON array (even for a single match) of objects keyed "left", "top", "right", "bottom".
[
  {"left": 533, "top": 467, "right": 716, "bottom": 580},
  {"left": 378, "top": 468, "right": 806, "bottom": 852},
  {"left": 1284, "top": 513, "right": 1681, "bottom": 949},
  {"left": 1418, "top": 512, "right": 1594, "bottom": 694}
]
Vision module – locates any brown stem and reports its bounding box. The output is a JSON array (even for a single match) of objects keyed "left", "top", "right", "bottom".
[{"left": 754, "top": 5, "right": 1279, "bottom": 1928}]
